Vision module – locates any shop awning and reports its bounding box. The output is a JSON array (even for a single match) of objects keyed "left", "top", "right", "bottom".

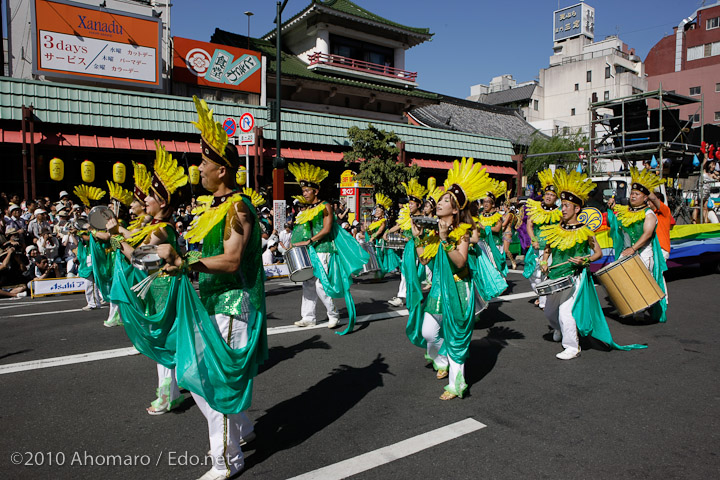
[
  {"left": 0, "top": 128, "right": 202, "bottom": 154},
  {"left": 263, "top": 147, "right": 344, "bottom": 162},
  {"left": 411, "top": 158, "right": 517, "bottom": 175}
]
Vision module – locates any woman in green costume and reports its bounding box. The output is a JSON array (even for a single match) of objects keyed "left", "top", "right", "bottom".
[
  {"left": 366, "top": 192, "right": 401, "bottom": 279},
  {"left": 72, "top": 185, "right": 107, "bottom": 312},
  {"left": 477, "top": 179, "right": 509, "bottom": 277}
]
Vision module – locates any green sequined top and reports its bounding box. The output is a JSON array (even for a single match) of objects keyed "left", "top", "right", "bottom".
[
  {"left": 199, "top": 197, "right": 264, "bottom": 316},
  {"left": 622, "top": 208, "right": 652, "bottom": 244},
  {"left": 291, "top": 202, "right": 336, "bottom": 254},
  {"left": 548, "top": 242, "right": 590, "bottom": 280}
]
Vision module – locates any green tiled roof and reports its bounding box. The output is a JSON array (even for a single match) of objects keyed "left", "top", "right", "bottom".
[
  {"left": 264, "top": 0, "right": 432, "bottom": 39},
  {"left": 210, "top": 29, "right": 437, "bottom": 100},
  {"left": 0, "top": 77, "right": 513, "bottom": 162}
]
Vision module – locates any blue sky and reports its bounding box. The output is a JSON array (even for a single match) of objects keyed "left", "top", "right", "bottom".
[
  {"left": 170, "top": 0, "right": 702, "bottom": 98},
  {"left": 2, "top": 1, "right": 706, "bottom": 97}
]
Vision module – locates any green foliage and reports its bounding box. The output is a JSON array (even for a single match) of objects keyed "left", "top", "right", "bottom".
[
  {"left": 525, "top": 130, "right": 587, "bottom": 183},
  {"left": 344, "top": 124, "right": 420, "bottom": 198}
]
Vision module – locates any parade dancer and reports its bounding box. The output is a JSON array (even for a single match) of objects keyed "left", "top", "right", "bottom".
[
  {"left": 409, "top": 158, "right": 493, "bottom": 400},
  {"left": 386, "top": 178, "right": 427, "bottom": 307},
  {"left": 477, "top": 179, "right": 508, "bottom": 277},
  {"left": 523, "top": 169, "right": 561, "bottom": 309},
  {"left": 156, "top": 97, "right": 268, "bottom": 480},
  {"left": 289, "top": 162, "right": 368, "bottom": 333},
  {"left": 367, "top": 193, "right": 401, "bottom": 279},
  {"left": 539, "top": 169, "right": 647, "bottom": 359},
  {"left": 73, "top": 185, "right": 106, "bottom": 311},
  {"left": 606, "top": 166, "right": 668, "bottom": 323}
]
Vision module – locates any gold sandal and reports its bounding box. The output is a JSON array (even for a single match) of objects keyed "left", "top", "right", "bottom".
[
  {"left": 439, "top": 391, "right": 457, "bottom": 401},
  {"left": 436, "top": 369, "right": 449, "bottom": 380}
]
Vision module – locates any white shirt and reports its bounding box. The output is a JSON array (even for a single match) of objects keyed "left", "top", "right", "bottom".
[
  {"left": 262, "top": 248, "right": 275, "bottom": 265},
  {"left": 278, "top": 230, "right": 292, "bottom": 249}
]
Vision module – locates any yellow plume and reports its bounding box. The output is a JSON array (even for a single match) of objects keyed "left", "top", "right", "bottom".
[
  {"left": 553, "top": 169, "right": 596, "bottom": 205},
  {"left": 538, "top": 168, "right": 554, "bottom": 191},
  {"left": 191, "top": 96, "right": 228, "bottom": 157},
  {"left": 485, "top": 177, "right": 507, "bottom": 201},
  {"left": 133, "top": 161, "right": 151, "bottom": 198},
  {"left": 242, "top": 187, "right": 266, "bottom": 208},
  {"left": 288, "top": 162, "right": 329, "bottom": 187},
  {"left": 374, "top": 192, "right": 393, "bottom": 210},
  {"left": 106, "top": 181, "right": 133, "bottom": 207},
  {"left": 630, "top": 166, "right": 663, "bottom": 194},
  {"left": 444, "top": 157, "right": 492, "bottom": 206},
  {"left": 153, "top": 141, "right": 188, "bottom": 196},
  {"left": 401, "top": 177, "right": 428, "bottom": 201},
  {"left": 74, "top": 184, "right": 106, "bottom": 207}
]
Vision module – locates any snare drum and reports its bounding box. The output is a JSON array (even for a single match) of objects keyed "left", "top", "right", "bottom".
[
  {"left": 131, "top": 245, "right": 164, "bottom": 272},
  {"left": 385, "top": 233, "right": 408, "bottom": 250},
  {"left": 354, "top": 242, "right": 380, "bottom": 277},
  {"left": 535, "top": 276, "right": 574, "bottom": 296},
  {"left": 594, "top": 254, "right": 664, "bottom": 317},
  {"left": 88, "top": 205, "right": 116, "bottom": 230},
  {"left": 284, "top": 245, "right": 315, "bottom": 283}
]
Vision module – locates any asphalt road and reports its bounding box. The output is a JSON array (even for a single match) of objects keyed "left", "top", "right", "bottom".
[{"left": 1, "top": 266, "right": 718, "bottom": 480}]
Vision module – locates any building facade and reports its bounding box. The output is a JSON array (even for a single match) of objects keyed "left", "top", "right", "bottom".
[{"left": 645, "top": 2, "right": 720, "bottom": 126}]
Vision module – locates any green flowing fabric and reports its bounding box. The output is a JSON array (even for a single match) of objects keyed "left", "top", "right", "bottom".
[
  {"left": 482, "top": 227, "right": 508, "bottom": 277},
  {"left": 76, "top": 239, "right": 93, "bottom": 279},
  {"left": 468, "top": 244, "right": 508, "bottom": 300},
  {"left": 404, "top": 238, "right": 427, "bottom": 348},
  {"left": 572, "top": 269, "right": 648, "bottom": 351},
  {"left": 308, "top": 222, "right": 368, "bottom": 335},
  {"left": 365, "top": 231, "right": 401, "bottom": 278},
  {"left": 109, "top": 253, "right": 178, "bottom": 369},
  {"left": 523, "top": 246, "right": 538, "bottom": 278},
  {"left": 435, "top": 250, "right": 476, "bottom": 364},
  {"left": 606, "top": 210, "right": 626, "bottom": 261},
  {"left": 88, "top": 235, "right": 112, "bottom": 299}
]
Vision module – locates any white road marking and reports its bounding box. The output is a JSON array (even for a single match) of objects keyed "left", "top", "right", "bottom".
[
  {"left": 0, "top": 308, "right": 84, "bottom": 319},
  {"left": 0, "top": 299, "right": 74, "bottom": 310},
  {"left": 287, "top": 418, "right": 486, "bottom": 480},
  {"left": 0, "top": 347, "right": 140, "bottom": 375}
]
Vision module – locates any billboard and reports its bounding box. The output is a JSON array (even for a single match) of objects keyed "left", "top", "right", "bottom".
[
  {"left": 173, "top": 37, "right": 262, "bottom": 94},
  {"left": 553, "top": 3, "right": 595, "bottom": 42},
  {"left": 32, "top": 0, "right": 162, "bottom": 88}
]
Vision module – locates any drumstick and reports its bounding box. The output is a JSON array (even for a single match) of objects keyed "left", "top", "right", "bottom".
[{"left": 548, "top": 260, "right": 571, "bottom": 271}]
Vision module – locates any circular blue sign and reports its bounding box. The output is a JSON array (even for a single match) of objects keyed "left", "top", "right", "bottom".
[{"left": 223, "top": 118, "right": 237, "bottom": 137}]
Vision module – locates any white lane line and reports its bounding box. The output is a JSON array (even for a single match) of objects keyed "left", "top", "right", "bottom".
[
  {"left": 287, "top": 418, "right": 486, "bottom": 480},
  {"left": 0, "top": 347, "right": 140, "bottom": 375},
  {"left": 0, "top": 299, "right": 74, "bottom": 310},
  {"left": 0, "top": 308, "right": 84, "bottom": 319}
]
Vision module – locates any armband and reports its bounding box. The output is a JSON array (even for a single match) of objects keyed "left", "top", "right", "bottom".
[
  {"left": 110, "top": 234, "right": 125, "bottom": 251},
  {"left": 539, "top": 260, "right": 548, "bottom": 266}
]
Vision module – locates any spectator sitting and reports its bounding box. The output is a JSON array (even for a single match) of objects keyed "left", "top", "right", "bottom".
[
  {"left": 28, "top": 208, "right": 51, "bottom": 243},
  {"left": 28, "top": 254, "right": 61, "bottom": 288},
  {"left": 37, "top": 228, "right": 61, "bottom": 264},
  {"left": 262, "top": 238, "right": 280, "bottom": 265},
  {"left": 278, "top": 222, "right": 292, "bottom": 254},
  {"left": 5, "top": 205, "right": 27, "bottom": 238}
]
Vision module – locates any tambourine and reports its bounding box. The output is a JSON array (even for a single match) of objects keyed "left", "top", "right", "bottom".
[
  {"left": 411, "top": 215, "right": 439, "bottom": 230},
  {"left": 88, "top": 205, "right": 116, "bottom": 230},
  {"left": 131, "top": 245, "right": 164, "bottom": 272},
  {"left": 74, "top": 218, "right": 91, "bottom": 231}
]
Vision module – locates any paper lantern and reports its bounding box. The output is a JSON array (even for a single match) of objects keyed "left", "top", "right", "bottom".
[
  {"left": 236, "top": 165, "right": 247, "bottom": 186},
  {"left": 188, "top": 165, "right": 200, "bottom": 185},
  {"left": 49, "top": 157, "right": 64, "bottom": 181},
  {"left": 81, "top": 159, "right": 95, "bottom": 183},
  {"left": 113, "top": 162, "right": 126, "bottom": 183}
]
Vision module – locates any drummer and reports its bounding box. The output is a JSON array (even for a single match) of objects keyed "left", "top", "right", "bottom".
[
  {"left": 385, "top": 178, "right": 427, "bottom": 308},
  {"left": 289, "top": 162, "right": 368, "bottom": 333},
  {"left": 73, "top": 184, "right": 107, "bottom": 312},
  {"left": 108, "top": 141, "right": 187, "bottom": 415},
  {"left": 540, "top": 169, "right": 647, "bottom": 359},
  {"left": 367, "top": 193, "right": 402, "bottom": 279},
  {"left": 606, "top": 166, "right": 668, "bottom": 323},
  {"left": 523, "top": 169, "right": 561, "bottom": 309},
  {"left": 477, "top": 179, "right": 508, "bottom": 277}
]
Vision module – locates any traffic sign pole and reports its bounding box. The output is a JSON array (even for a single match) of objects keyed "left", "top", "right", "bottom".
[{"left": 245, "top": 145, "right": 250, "bottom": 188}]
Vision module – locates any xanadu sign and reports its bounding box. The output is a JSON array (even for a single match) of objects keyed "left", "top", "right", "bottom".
[{"left": 173, "top": 37, "right": 262, "bottom": 94}]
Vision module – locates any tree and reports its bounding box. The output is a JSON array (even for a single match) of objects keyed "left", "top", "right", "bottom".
[
  {"left": 344, "top": 124, "right": 420, "bottom": 198},
  {"left": 525, "top": 129, "right": 587, "bottom": 182}
]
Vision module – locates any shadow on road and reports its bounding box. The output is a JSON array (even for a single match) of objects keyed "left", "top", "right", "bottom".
[
  {"left": 258, "top": 335, "right": 331, "bottom": 375},
  {"left": 466, "top": 326, "right": 524, "bottom": 394},
  {"left": 0, "top": 349, "right": 32, "bottom": 361},
  {"left": 474, "top": 302, "right": 515, "bottom": 330},
  {"left": 245, "top": 354, "right": 391, "bottom": 469}
]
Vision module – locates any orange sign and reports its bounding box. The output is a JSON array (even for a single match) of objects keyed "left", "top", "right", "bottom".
[
  {"left": 173, "top": 37, "right": 262, "bottom": 94},
  {"left": 33, "top": 0, "right": 162, "bottom": 88}
]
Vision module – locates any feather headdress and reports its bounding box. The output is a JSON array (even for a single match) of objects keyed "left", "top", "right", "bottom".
[
  {"left": 630, "top": 166, "right": 663, "bottom": 196},
  {"left": 133, "top": 161, "right": 152, "bottom": 202},
  {"left": 150, "top": 141, "right": 187, "bottom": 204},
  {"left": 485, "top": 178, "right": 507, "bottom": 204},
  {"left": 288, "top": 162, "right": 329, "bottom": 190},
  {"left": 538, "top": 168, "right": 556, "bottom": 193},
  {"left": 74, "top": 184, "right": 106, "bottom": 207},
  {"left": 401, "top": 178, "right": 428, "bottom": 204},
  {"left": 444, "top": 157, "right": 492, "bottom": 209},
  {"left": 191, "top": 96, "right": 235, "bottom": 168},
  {"left": 554, "top": 169, "right": 596, "bottom": 206},
  {"left": 106, "top": 181, "right": 133, "bottom": 207},
  {"left": 242, "top": 187, "right": 266, "bottom": 208},
  {"left": 425, "top": 177, "right": 443, "bottom": 209},
  {"left": 374, "top": 192, "right": 393, "bottom": 210}
]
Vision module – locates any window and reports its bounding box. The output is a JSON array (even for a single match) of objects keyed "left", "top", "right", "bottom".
[
  {"left": 591, "top": 92, "right": 598, "bottom": 103},
  {"left": 571, "top": 108, "right": 576, "bottom": 116},
  {"left": 605, "top": 66, "right": 611, "bottom": 79},
  {"left": 330, "top": 34, "right": 394, "bottom": 70},
  {"left": 688, "top": 114, "right": 700, "bottom": 122},
  {"left": 690, "top": 86, "right": 701, "bottom": 96},
  {"left": 604, "top": 91, "right": 610, "bottom": 101},
  {"left": 574, "top": 83, "right": 579, "bottom": 91},
  {"left": 563, "top": 126, "right": 570, "bottom": 135},
  {"left": 716, "top": 83, "right": 720, "bottom": 92},
  {"left": 707, "top": 17, "right": 720, "bottom": 30},
  {"left": 533, "top": 99, "right": 539, "bottom": 111},
  {"left": 687, "top": 45, "right": 704, "bottom": 61},
  {"left": 715, "top": 112, "right": 720, "bottom": 122},
  {"left": 586, "top": 70, "right": 592, "bottom": 82}
]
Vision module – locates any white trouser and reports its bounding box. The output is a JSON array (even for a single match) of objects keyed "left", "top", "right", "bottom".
[
  {"left": 66, "top": 258, "right": 77, "bottom": 275},
  {"left": 156, "top": 364, "right": 180, "bottom": 401},
  {"left": 422, "top": 312, "right": 464, "bottom": 391},
  {"left": 396, "top": 271, "right": 407, "bottom": 299},
  {"left": 424, "top": 265, "right": 433, "bottom": 284},
  {"left": 529, "top": 253, "right": 547, "bottom": 309},
  {"left": 192, "top": 313, "right": 253, "bottom": 478},
  {"left": 543, "top": 279, "right": 580, "bottom": 352},
  {"left": 84, "top": 273, "right": 101, "bottom": 308},
  {"left": 106, "top": 302, "right": 122, "bottom": 322},
  {"left": 301, "top": 252, "right": 338, "bottom": 323}
]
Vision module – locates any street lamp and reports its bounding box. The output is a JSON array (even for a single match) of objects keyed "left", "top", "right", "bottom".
[{"left": 244, "top": 11, "right": 253, "bottom": 50}]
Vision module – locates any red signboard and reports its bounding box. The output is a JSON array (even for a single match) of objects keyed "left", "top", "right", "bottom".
[
  {"left": 173, "top": 37, "right": 261, "bottom": 94},
  {"left": 32, "top": 0, "right": 162, "bottom": 88}
]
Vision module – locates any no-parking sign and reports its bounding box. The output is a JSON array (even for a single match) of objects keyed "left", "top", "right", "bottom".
[
  {"left": 223, "top": 117, "right": 237, "bottom": 137},
  {"left": 239, "top": 113, "right": 255, "bottom": 133}
]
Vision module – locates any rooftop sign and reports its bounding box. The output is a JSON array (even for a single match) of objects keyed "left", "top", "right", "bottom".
[{"left": 553, "top": 3, "right": 595, "bottom": 42}]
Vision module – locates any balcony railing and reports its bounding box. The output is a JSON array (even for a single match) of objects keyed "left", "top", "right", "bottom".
[{"left": 307, "top": 52, "right": 418, "bottom": 83}]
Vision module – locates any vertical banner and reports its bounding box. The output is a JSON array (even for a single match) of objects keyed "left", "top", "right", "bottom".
[{"left": 273, "top": 200, "right": 287, "bottom": 230}]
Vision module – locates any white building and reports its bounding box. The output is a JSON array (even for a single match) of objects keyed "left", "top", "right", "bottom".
[{"left": 469, "top": 2, "right": 647, "bottom": 137}]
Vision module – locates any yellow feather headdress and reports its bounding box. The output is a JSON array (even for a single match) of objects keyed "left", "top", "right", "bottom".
[
  {"left": 425, "top": 177, "right": 443, "bottom": 209},
  {"left": 630, "top": 166, "right": 663, "bottom": 195},
  {"left": 292, "top": 194, "right": 308, "bottom": 205},
  {"left": 374, "top": 192, "right": 393, "bottom": 210},
  {"left": 288, "top": 162, "right": 329, "bottom": 190},
  {"left": 401, "top": 178, "right": 428, "bottom": 203},
  {"left": 485, "top": 178, "right": 507, "bottom": 204},
  {"left": 133, "top": 161, "right": 151, "bottom": 202},
  {"left": 150, "top": 141, "right": 188, "bottom": 204},
  {"left": 554, "top": 169, "right": 596, "bottom": 206},
  {"left": 74, "top": 184, "right": 106, "bottom": 207},
  {"left": 444, "top": 157, "right": 492, "bottom": 209},
  {"left": 106, "top": 181, "right": 133, "bottom": 207},
  {"left": 242, "top": 187, "right": 266, "bottom": 208},
  {"left": 538, "top": 168, "right": 556, "bottom": 193},
  {"left": 191, "top": 96, "right": 234, "bottom": 169}
]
